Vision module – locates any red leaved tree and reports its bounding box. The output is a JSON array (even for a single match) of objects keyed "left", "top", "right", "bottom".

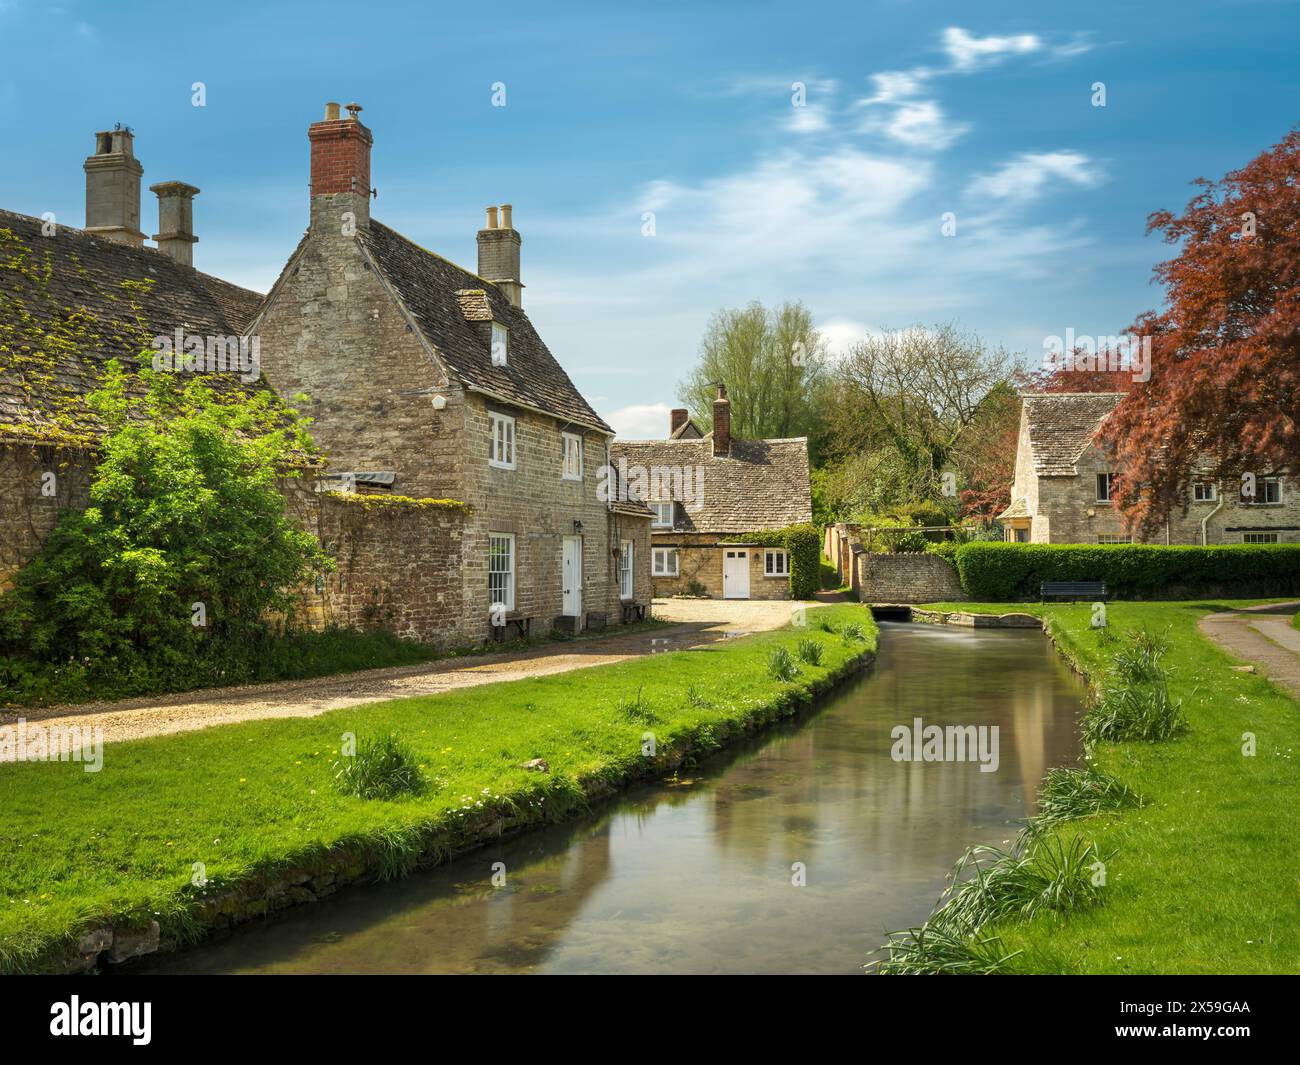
[{"left": 1102, "top": 129, "right": 1300, "bottom": 536}]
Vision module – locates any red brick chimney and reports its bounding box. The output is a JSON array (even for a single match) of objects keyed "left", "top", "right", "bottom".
[
  {"left": 308, "top": 101, "right": 373, "bottom": 231},
  {"left": 669, "top": 408, "right": 689, "bottom": 436},
  {"left": 712, "top": 384, "right": 731, "bottom": 457}
]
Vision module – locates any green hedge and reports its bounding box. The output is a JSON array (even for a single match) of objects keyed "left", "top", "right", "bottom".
[
  {"left": 954, "top": 542, "right": 1300, "bottom": 601},
  {"left": 722, "top": 523, "right": 821, "bottom": 599}
]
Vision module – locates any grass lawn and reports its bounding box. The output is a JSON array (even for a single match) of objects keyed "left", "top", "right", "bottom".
[
  {"left": 0, "top": 603, "right": 874, "bottom": 972},
  {"left": 921, "top": 598, "right": 1300, "bottom": 974}
]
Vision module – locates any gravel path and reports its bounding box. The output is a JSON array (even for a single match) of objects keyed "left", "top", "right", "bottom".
[
  {"left": 1198, "top": 600, "right": 1300, "bottom": 700},
  {"left": 1, "top": 598, "right": 810, "bottom": 751}
]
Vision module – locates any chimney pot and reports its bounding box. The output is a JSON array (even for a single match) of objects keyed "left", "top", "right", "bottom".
[
  {"left": 84, "top": 127, "right": 145, "bottom": 246},
  {"left": 308, "top": 103, "right": 373, "bottom": 231},
  {"left": 150, "top": 181, "right": 200, "bottom": 266},
  {"left": 477, "top": 204, "right": 523, "bottom": 307},
  {"left": 712, "top": 383, "right": 731, "bottom": 457}
]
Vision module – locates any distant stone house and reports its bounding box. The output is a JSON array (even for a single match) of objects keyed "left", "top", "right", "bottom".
[
  {"left": 610, "top": 387, "right": 812, "bottom": 599},
  {"left": 0, "top": 107, "right": 651, "bottom": 647},
  {"left": 999, "top": 392, "right": 1300, "bottom": 544}
]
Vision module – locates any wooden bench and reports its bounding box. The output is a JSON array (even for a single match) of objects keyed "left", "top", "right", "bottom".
[
  {"left": 1040, "top": 581, "right": 1107, "bottom": 603},
  {"left": 491, "top": 613, "right": 533, "bottom": 642}
]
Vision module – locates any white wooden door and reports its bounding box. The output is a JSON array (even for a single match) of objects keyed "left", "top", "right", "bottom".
[
  {"left": 562, "top": 536, "right": 583, "bottom": 616},
  {"left": 722, "top": 549, "right": 750, "bottom": 599}
]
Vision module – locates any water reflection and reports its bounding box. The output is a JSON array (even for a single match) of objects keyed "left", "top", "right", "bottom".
[{"left": 133, "top": 623, "right": 1084, "bottom": 975}]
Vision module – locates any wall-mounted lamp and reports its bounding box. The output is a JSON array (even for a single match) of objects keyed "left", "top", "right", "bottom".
[{"left": 573, "top": 519, "right": 583, "bottom": 534}]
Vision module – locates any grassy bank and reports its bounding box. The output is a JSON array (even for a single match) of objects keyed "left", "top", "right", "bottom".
[
  {"left": 912, "top": 599, "right": 1300, "bottom": 974},
  {"left": 0, "top": 616, "right": 670, "bottom": 709},
  {"left": 0, "top": 603, "right": 874, "bottom": 973}
]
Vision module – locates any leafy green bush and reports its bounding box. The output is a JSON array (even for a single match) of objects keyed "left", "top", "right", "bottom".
[
  {"left": 332, "top": 734, "right": 428, "bottom": 800},
  {"left": 952, "top": 541, "right": 1300, "bottom": 600},
  {"left": 0, "top": 361, "right": 329, "bottom": 685}
]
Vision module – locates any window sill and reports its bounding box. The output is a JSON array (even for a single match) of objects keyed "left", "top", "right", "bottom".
[
  {"left": 561, "top": 473, "right": 582, "bottom": 482},
  {"left": 488, "top": 462, "right": 516, "bottom": 472}
]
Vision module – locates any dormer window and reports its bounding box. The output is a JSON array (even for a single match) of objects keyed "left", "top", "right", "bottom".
[
  {"left": 650, "top": 501, "right": 674, "bottom": 528},
  {"left": 491, "top": 321, "right": 509, "bottom": 367}
]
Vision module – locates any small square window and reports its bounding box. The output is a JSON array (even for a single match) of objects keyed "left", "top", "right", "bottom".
[
  {"left": 562, "top": 432, "right": 583, "bottom": 480},
  {"left": 652, "top": 547, "right": 678, "bottom": 576},
  {"left": 650, "top": 501, "right": 674, "bottom": 528},
  {"left": 491, "top": 322, "right": 509, "bottom": 367},
  {"left": 764, "top": 549, "right": 789, "bottom": 577},
  {"left": 1193, "top": 482, "right": 1217, "bottom": 502},
  {"left": 488, "top": 412, "right": 516, "bottom": 469}
]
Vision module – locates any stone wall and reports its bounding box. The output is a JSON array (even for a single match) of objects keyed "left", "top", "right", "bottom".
[
  {"left": 288, "top": 489, "right": 469, "bottom": 646},
  {"left": 459, "top": 396, "right": 647, "bottom": 640},
  {"left": 0, "top": 444, "right": 94, "bottom": 590},
  {"left": 1037, "top": 450, "right": 1300, "bottom": 544},
  {"left": 649, "top": 534, "right": 795, "bottom": 600},
  {"left": 255, "top": 200, "right": 465, "bottom": 502},
  {"left": 855, "top": 552, "right": 965, "bottom": 604}
]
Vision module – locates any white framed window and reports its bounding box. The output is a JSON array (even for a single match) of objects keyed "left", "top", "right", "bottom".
[
  {"left": 488, "top": 533, "right": 515, "bottom": 610},
  {"left": 488, "top": 412, "right": 516, "bottom": 469},
  {"left": 652, "top": 547, "right": 678, "bottom": 576},
  {"left": 1247, "top": 477, "right": 1283, "bottom": 505},
  {"left": 1095, "top": 472, "right": 1112, "bottom": 502},
  {"left": 619, "top": 540, "right": 634, "bottom": 599},
  {"left": 1097, "top": 533, "right": 1131, "bottom": 544},
  {"left": 1243, "top": 532, "right": 1279, "bottom": 544},
  {"left": 562, "top": 431, "right": 583, "bottom": 480},
  {"left": 491, "top": 321, "right": 509, "bottom": 367},
  {"left": 1193, "top": 482, "right": 1217, "bottom": 502},
  {"left": 764, "top": 548, "right": 790, "bottom": 577},
  {"left": 650, "top": 501, "right": 674, "bottom": 528}
]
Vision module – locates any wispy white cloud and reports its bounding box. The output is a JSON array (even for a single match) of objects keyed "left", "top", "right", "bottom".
[
  {"left": 966, "top": 151, "right": 1102, "bottom": 202},
  {"left": 940, "top": 27, "right": 1041, "bottom": 72}
]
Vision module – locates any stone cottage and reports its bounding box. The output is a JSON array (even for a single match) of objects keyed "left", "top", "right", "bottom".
[
  {"left": 999, "top": 392, "right": 1300, "bottom": 544},
  {"left": 252, "top": 103, "right": 649, "bottom": 643},
  {"left": 610, "top": 386, "right": 812, "bottom": 599},
  {"left": 0, "top": 108, "right": 651, "bottom": 647}
]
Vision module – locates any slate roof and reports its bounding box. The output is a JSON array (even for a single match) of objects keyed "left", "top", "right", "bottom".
[
  {"left": 670, "top": 417, "right": 703, "bottom": 440},
  {"left": 0, "top": 208, "right": 263, "bottom": 445},
  {"left": 358, "top": 221, "right": 611, "bottom": 433},
  {"left": 1022, "top": 392, "right": 1124, "bottom": 477},
  {"left": 997, "top": 496, "right": 1030, "bottom": 520},
  {"left": 610, "top": 435, "right": 812, "bottom": 533}
]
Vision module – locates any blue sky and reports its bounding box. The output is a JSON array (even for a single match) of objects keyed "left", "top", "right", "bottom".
[{"left": 3, "top": 0, "right": 1298, "bottom": 436}]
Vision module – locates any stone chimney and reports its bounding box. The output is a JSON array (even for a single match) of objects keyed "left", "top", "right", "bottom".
[
  {"left": 308, "top": 101, "right": 373, "bottom": 232},
  {"left": 84, "top": 127, "right": 145, "bottom": 246},
  {"left": 670, "top": 408, "right": 689, "bottom": 436},
  {"left": 477, "top": 204, "right": 523, "bottom": 307},
  {"left": 712, "top": 384, "right": 731, "bottom": 457},
  {"left": 150, "top": 182, "right": 199, "bottom": 266}
]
